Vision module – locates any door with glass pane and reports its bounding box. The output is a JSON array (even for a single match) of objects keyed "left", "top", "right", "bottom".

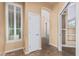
[
  {"left": 6, "top": 3, "right": 22, "bottom": 42},
  {"left": 61, "top": 3, "right": 76, "bottom": 47},
  {"left": 61, "top": 3, "right": 76, "bottom": 56}
]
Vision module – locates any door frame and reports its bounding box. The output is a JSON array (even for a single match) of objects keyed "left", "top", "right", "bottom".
[
  {"left": 58, "top": 2, "right": 79, "bottom": 56},
  {"left": 28, "top": 11, "right": 41, "bottom": 53},
  {"left": 58, "top": 2, "right": 70, "bottom": 51},
  {"left": 76, "top": 2, "right": 79, "bottom": 56},
  {"left": 41, "top": 7, "right": 51, "bottom": 45}
]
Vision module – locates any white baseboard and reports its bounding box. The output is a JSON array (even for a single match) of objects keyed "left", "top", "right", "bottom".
[
  {"left": 5, "top": 47, "right": 24, "bottom": 54},
  {"left": 49, "top": 43, "right": 57, "bottom": 48},
  {"left": 38, "top": 47, "right": 42, "bottom": 50},
  {"left": 62, "top": 44, "right": 75, "bottom": 48},
  {"left": 23, "top": 48, "right": 30, "bottom": 55},
  {"left": 24, "top": 50, "right": 30, "bottom": 55},
  {"left": 24, "top": 47, "right": 42, "bottom": 55}
]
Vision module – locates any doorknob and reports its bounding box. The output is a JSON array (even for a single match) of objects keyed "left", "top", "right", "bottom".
[{"left": 36, "top": 34, "right": 39, "bottom": 36}]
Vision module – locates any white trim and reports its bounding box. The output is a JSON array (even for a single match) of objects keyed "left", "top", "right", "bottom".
[
  {"left": 23, "top": 48, "right": 29, "bottom": 55},
  {"left": 58, "top": 14, "right": 62, "bottom": 51},
  {"left": 4, "top": 47, "right": 24, "bottom": 54},
  {"left": 24, "top": 47, "right": 42, "bottom": 55},
  {"left": 14, "top": 5, "right": 16, "bottom": 41},
  {"left": 49, "top": 42, "right": 57, "bottom": 48},
  {"left": 5, "top": 2, "right": 8, "bottom": 44},
  {"left": 21, "top": 4, "right": 23, "bottom": 43},
  {"left": 42, "top": 7, "right": 52, "bottom": 12},
  {"left": 24, "top": 50, "right": 30, "bottom": 55},
  {"left": 29, "top": 48, "right": 42, "bottom": 53},
  {"left": 59, "top": 2, "right": 70, "bottom": 15},
  {"left": 76, "top": 3, "right": 79, "bottom": 56},
  {"left": 24, "top": 48, "right": 42, "bottom": 55},
  {"left": 65, "top": 34, "right": 75, "bottom": 36},
  {"left": 6, "top": 3, "right": 23, "bottom": 8},
  {"left": 62, "top": 44, "right": 75, "bottom": 48},
  {"left": 5, "top": 2, "right": 23, "bottom": 43},
  {"left": 41, "top": 7, "right": 51, "bottom": 44}
]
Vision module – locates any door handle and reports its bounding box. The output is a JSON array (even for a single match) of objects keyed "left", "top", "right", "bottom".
[{"left": 36, "top": 34, "right": 39, "bottom": 36}]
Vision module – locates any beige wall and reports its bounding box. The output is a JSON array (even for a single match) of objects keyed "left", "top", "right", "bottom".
[
  {"left": 0, "top": 2, "right": 66, "bottom": 54},
  {"left": 0, "top": 3, "right": 5, "bottom": 54},
  {"left": 50, "top": 3, "right": 66, "bottom": 47}
]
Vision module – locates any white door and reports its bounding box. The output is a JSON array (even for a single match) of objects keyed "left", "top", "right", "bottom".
[{"left": 28, "top": 11, "right": 41, "bottom": 52}]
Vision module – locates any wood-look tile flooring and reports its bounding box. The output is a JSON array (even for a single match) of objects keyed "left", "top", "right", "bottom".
[
  {"left": 5, "top": 45, "right": 75, "bottom": 56},
  {"left": 5, "top": 38, "right": 75, "bottom": 56},
  {"left": 26, "top": 45, "right": 62, "bottom": 56},
  {"left": 62, "top": 47, "right": 75, "bottom": 56}
]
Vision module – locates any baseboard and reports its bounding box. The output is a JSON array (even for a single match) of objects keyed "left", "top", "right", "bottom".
[
  {"left": 1, "top": 47, "right": 42, "bottom": 55},
  {"left": 23, "top": 50, "right": 28, "bottom": 55},
  {"left": 38, "top": 47, "right": 42, "bottom": 50},
  {"left": 5, "top": 47, "right": 24, "bottom": 54},
  {"left": 49, "top": 43, "right": 57, "bottom": 48},
  {"left": 23, "top": 48, "right": 30, "bottom": 55},
  {"left": 62, "top": 44, "right": 75, "bottom": 48},
  {"left": 24, "top": 47, "right": 42, "bottom": 55}
]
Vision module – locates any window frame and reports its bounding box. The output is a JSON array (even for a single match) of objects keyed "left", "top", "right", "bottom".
[{"left": 5, "top": 3, "right": 23, "bottom": 43}]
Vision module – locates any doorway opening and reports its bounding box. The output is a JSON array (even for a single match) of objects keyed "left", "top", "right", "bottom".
[
  {"left": 59, "top": 3, "right": 76, "bottom": 56},
  {"left": 41, "top": 8, "right": 50, "bottom": 48}
]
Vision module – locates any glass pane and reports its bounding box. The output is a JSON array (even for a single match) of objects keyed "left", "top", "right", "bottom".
[
  {"left": 8, "top": 5, "right": 14, "bottom": 40},
  {"left": 16, "top": 7, "right": 21, "bottom": 39},
  {"left": 68, "top": 3, "right": 76, "bottom": 28},
  {"left": 68, "top": 18, "right": 76, "bottom": 28},
  {"left": 16, "top": 29, "right": 21, "bottom": 39},
  {"left": 9, "top": 29, "right": 14, "bottom": 35},
  {"left": 16, "top": 7, "right": 21, "bottom": 28},
  {"left": 8, "top": 5, "right": 14, "bottom": 28},
  {"left": 9, "top": 29, "right": 14, "bottom": 40}
]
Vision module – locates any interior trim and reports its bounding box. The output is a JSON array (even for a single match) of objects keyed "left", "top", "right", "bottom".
[{"left": 4, "top": 47, "right": 24, "bottom": 54}]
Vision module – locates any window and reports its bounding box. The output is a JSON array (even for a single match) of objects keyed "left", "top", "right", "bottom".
[
  {"left": 68, "top": 18, "right": 76, "bottom": 28},
  {"left": 68, "top": 3, "right": 76, "bottom": 28},
  {"left": 6, "top": 3, "right": 23, "bottom": 42}
]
